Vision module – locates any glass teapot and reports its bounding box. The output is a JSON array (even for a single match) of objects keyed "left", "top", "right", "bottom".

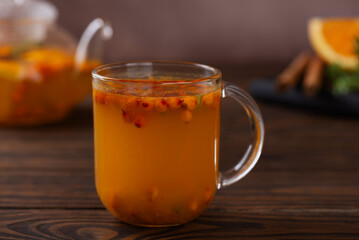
[{"left": 0, "top": 0, "right": 112, "bottom": 126}]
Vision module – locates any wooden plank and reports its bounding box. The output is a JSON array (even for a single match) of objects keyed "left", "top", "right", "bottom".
[
  {"left": 0, "top": 106, "right": 94, "bottom": 171},
  {"left": 0, "top": 209, "right": 358, "bottom": 239},
  {"left": 0, "top": 168, "right": 358, "bottom": 210}
]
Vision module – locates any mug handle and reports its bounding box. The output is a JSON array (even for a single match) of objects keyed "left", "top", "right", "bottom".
[{"left": 217, "top": 82, "right": 265, "bottom": 188}]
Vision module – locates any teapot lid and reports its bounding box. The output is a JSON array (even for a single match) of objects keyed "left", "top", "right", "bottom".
[{"left": 0, "top": 0, "right": 58, "bottom": 23}]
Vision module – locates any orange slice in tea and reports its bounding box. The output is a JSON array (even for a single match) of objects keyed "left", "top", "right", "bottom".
[
  {"left": 21, "top": 48, "right": 73, "bottom": 77},
  {"left": 0, "top": 60, "right": 24, "bottom": 81},
  {"left": 308, "top": 17, "right": 359, "bottom": 70}
]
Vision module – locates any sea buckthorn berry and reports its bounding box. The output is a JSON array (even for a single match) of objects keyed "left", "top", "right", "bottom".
[
  {"left": 189, "top": 200, "right": 198, "bottom": 212},
  {"left": 121, "top": 109, "right": 132, "bottom": 123},
  {"left": 212, "top": 92, "right": 221, "bottom": 108},
  {"left": 140, "top": 98, "right": 154, "bottom": 111},
  {"left": 11, "top": 83, "right": 26, "bottom": 102},
  {"left": 95, "top": 91, "right": 106, "bottom": 104},
  {"left": 13, "top": 106, "right": 28, "bottom": 117},
  {"left": 155, "top": 98, "right": 168, "bottom": 112},
  {"left": 149, "top": 186, "right": 158, "bottom": 202},
  {"left": 55, "top": 103, "right": 65, "bottom": 112},
  {"left": 167, "top": 97, "right": 183, "bottom": 110},
  {"left": 204, "top": 188, "right": 212, "bottom": 204},
  {"left": 32, "top": 107, "right": 44, "bottom": 116},
  {"left": 113, "top": 96, "right": 127, "bottom": 108},
  {"left": 109, "top": 194, "right": 117, "bottom": 213},
  {"left": 133, "top": 114, "right": 146, "bottom": 128},
  {"left": 181, "top": 110, "right": 192, "bottom": 123},
  {"left": 126, "top": 97, "right": 140, "bottom": 109},
  {"left": 110, "top": 194, "right": 126, "bottom": 217},
  {"left": 35, "top": 63, "right": 55, "bottom": 79},
  {"left": 181, "top": 97, "right": 197, "bottom": 110},
  {"left": 202, "top": 92, "right": 214, "bottom": 107},
  {"left": 104, "top": 94, "right": 114, "bottom": 105}
]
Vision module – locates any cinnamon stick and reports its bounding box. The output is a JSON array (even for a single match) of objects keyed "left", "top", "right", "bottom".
[
  {"left": 302, "top": 56, "right": 324, "bottom": 97},
  {"left": 276, "top": 51, "right": 312, "bottom": 92}
]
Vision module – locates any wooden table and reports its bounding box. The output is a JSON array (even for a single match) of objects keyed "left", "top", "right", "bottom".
[{"left": 1, "top": 66, "right": 359, "bottom": 239}]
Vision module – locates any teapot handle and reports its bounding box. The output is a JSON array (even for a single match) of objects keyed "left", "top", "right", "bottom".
[{"left": 75, "top": 18, "right": 113, "bottom": 70}]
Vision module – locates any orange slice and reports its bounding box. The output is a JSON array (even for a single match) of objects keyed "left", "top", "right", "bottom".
[
  {"left": 22, "top": 48, "right": 74, "bottom": 73},
  {"left": 0, "top": 60, "right": 24, "bottom": 81},
  {"left": 308, "top": 17, "right": 359, "bottom": 70}
]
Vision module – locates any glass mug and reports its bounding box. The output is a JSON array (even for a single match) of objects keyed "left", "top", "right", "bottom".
[{"left": 92, "top": 61, "right": 264, "bottom": 227}]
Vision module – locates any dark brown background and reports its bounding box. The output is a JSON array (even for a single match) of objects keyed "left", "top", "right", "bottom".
[{"left": 50, "top": 0, "right": 358, "bottom": 65}]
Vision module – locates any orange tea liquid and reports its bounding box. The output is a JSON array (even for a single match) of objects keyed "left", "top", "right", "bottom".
[{"left": 93, "top": 86, "right": 221, "bottom": 226}]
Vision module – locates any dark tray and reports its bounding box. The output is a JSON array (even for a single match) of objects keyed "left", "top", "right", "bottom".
[{"left": 249, "top": 78, "right": 359, "bottom": 117}]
